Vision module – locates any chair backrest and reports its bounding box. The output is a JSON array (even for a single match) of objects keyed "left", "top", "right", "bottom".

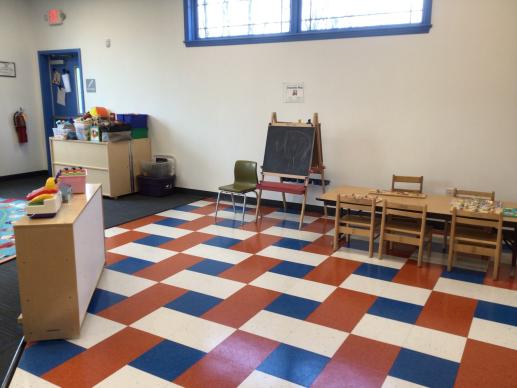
[
  {"left": 391, "top": 175, "right": 424, "bottom": 193},
  {"left": 383, "top": 200, "right": 427, "bottom": 220},
  {"left": 452, "top": 208, "right": 503, "bottom": 229},
  {"left": 337, "top": 195, "right": 377, "bottom": 213},
  {"left": 453, "top": 188, "right": 495, "bottom": 201},
  {"left": 234, "top": 160, "right": 258, "bottom": 185}
]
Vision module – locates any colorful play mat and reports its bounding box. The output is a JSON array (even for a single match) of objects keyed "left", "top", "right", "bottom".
[{"left": 0, "top": 198, "right": 26, "bottom": 262}]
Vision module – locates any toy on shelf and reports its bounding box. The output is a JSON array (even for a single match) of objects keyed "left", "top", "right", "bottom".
[
  {"left": 57, "top": 168, "right": 87, "bottom": 193},
  {"left": 450, "top": 198, "right": 503, "bottom": 214},
  {"left": 25, "top": 178, "right": 63, "bottom": 218}
]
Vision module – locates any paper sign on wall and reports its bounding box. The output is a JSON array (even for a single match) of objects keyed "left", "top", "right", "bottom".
[
  {"left": 86, "top": 79, "right": 96, "bottom": 93},
  {"left": 283, "top": 82, "right": 304, "bottom": 103}
]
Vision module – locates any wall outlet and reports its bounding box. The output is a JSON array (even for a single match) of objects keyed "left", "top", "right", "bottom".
[{"left": 445, "top": 187, "right": 454, "bottom": 196}]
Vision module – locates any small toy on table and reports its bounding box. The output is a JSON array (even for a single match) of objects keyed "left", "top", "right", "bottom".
[
  {"left": 57, "top": 167, "right": 87, "bottom": 193},
  {"left": 25, "top": 177, "right": 63, "bottom": 218}
]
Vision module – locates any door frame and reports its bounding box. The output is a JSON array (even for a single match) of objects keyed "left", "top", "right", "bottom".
[{"left": 37, "top": 48, "right": 85, "bottom": 173}]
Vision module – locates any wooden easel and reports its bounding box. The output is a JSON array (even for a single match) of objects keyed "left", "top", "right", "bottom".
[{"left": 270, "top": 112, "right": 327, "bottom": 216}]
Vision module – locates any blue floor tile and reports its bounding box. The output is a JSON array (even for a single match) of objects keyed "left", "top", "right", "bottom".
[
  {"left": 278, "top": 220, "right": 305, "bottom": 230},
  {"left": 87, "top": 289, "right": 127, "bottom": 314},
  {"left": 354, "top": 263, "right": 398, "bottom": 281},
  {"left": 273, "top": 237, "right": 310, "bottom": 250},
  {"left": 216, "top": 218, "right": 244, "bottom": 228},
  {"left": 368, "top": 297, "right": 423, "bottom": 324},
  {"left": 130, "top": 340, "right": 205, "bottom": 381},
  {"left": 475, "top": 300, "right": 517, "bottom": 326},
  {"left": 174, "top": 204, "right": 198, "bottom": 213},
  {"left": 441, "top": 267, "right": 485, "bottom": 284},
  {"left": 134, "top": 235, "right": 173, "bottom": 247},
  {"left": 265, "top": 294, "right": 320, "bottom": 320},
  {"left": 188, "top": 258, "right": 233, "bottom": 276},
  {"left": 269, "top": 261, "right": 314, "bottom": 278},
  {"left": 204, "top": 235, "right": 241, "bottom": 248},
  {"left": 18, "top": 340, "right": 85, "bottom": 376},
  {"left": 164, "top": 291, "right": 222, "bottom": 316},
  {"left": 155, "top": 218, "right": 187, "bottom": 227},
  {"left": 389, "top": 349, "right": 459, "bottom": 388},
  {"left": 258, "top": 344, "right": 329, "bottom": 387},
  {"left": 107, "top": 257, "right": 154, "bottom": 274}
]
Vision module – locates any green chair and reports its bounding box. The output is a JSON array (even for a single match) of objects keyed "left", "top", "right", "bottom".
[{"left": 215, "top": 160, "right": 258, "bottom": 223}]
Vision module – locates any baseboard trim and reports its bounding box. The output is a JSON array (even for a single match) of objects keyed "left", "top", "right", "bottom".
[
  {"left": 0, "top": 170, "right": 47, "bottom": 182},
  {"left": 175, "top": 186, "right": 327, "bottom": 215}
]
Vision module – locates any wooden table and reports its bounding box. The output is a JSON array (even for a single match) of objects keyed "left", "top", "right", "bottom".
[
  {"left": 317, "top": 185, "right": 517, "bottom": 267},
  {"left": 14, "top": 184, "right": 105, "bottom": 341}
]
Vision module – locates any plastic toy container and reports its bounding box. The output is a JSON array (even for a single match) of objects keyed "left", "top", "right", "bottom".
[
  {"left": 101, "top": 123, "right": 132, "bottom": 142},
  {"left": 131, "top": 128, "right": 148, "bottom": 139},
  {"left": 137, "top": 175, "right": 175, "bottom": 197},
  {"left": 141, "top": 159, "right": 171, "bottom": 178},
  {"left": 117, "top": 114, "right": 148, "bottom": 128},
  {"left": 59, "top": 170, "right": 87, "bottom": 193}
]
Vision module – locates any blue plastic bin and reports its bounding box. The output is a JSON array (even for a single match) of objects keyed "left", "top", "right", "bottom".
[{"left": 117, "top": 114, "right": 148, "bottom": 128}]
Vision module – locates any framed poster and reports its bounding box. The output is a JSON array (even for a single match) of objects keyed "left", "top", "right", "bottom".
[
  {"left": 283, "top": 82, "right": 304, "bottom": 103},
  {"left": 0, "top": 62, "right": 16, "bottom": 77}
]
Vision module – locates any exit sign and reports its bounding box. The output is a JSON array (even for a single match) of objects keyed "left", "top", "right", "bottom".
[{"left": 48, "top": 9, "right": 65, "bottom": 25}]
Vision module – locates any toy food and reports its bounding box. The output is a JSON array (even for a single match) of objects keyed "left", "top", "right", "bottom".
[
  {"left": 25, "top": 178, "right": 59, "bottom": 201},
  {"left": 25, "top": 177, "right": 63, "bottom": 218}
]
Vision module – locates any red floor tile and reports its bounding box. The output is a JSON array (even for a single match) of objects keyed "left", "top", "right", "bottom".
[
  {"left": 133, "top": 253, "right": 203, "bottom": 281},
  {"left": 484, "top": 262, "right": 517, "bottom": 290},
  {"left": 42, "top": 328, "right": 162, "bottom": 388},
  {"left": 240, "top": 217, "right": 281, "bottom": 233},
  {"left": 104, "top": 251, "right": 128, "bottom": 266},
  {"left": 416, "top": 291, "right": 477, "bottom": 337},
  {"left": 313, "top": 335, "right": 400, "bottom": 388},
  {"left": 302, "top": 218, "right": 334, "bottom": 234},
  {"left": 392, "top": 260, "right": 443, "bottom": 289},
  {"left": 158, "top": 232, "right": 214, "bottom": 252},
  {"left": 304, "top": 257, "right": 360, "bottom": 286},
  {"left": 175, "top": 331, "right": 278, "bottom": 388},
  {"left": 178, "top": 216, "right": 218, "bottom": 231},
  {"left": 231, "top": 234, "right": 282, "bottom": 254},
  {"left": 307, "top": 288, "right": 376, "bottom": 332},
  {"left": 117, "top": 215, "right": 166, "bottom": 230},
  {"left": 219, "top": 255, "right": 281, "bottom": 283},
  {"left": 303, "top": 235, "right": 336, "bottom": 256},
  {"left": 455, "top": 339, "right": 517, "bottom": 388},
  {"left": 104, "top": 231, "right": 149, "bottom": 250},
  {"left": 202, "top": 285, "right": 280, "bottom": 328},
  {"left": 98, "top": 283, "right": 186, "bottom": 325}
]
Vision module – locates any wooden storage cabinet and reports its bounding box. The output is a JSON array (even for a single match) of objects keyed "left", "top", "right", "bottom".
[
  {"left": 50, "top": 138, "right": 151, "bottom": 198},
  {"left": 14, "top": 184, "right": 105, "bottom": 341}
]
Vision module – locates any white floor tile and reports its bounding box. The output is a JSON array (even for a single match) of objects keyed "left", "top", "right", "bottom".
[
  {"left": 97, "top": 269, "right": 156, "bottom": 297},
  {"left": 250, "top": 272, "right": 336, "bottom": 302},
  {"left": 257, "top": 246, "right": 327, "bottom": 267},
  {"left": 261, "top": 226, "right": 322, "bottom": 242},
  {"left": 135, "top": 223, "right": 192, "bottom": 239},
  {"left": 162, "top": 270, "right": 245, "bottom": 299},
  {"left": 94, "top": 365, "right": 181, "bottom": 388},
  {"left": 211, "top": 210, "right": 257, "bottom": 222},
  {"left": 340, "top": 274, "right": 431, "bottom": 306},
  {"left": 382, "top": 376, "right": 427, "bottom": 388},
  {"left": 434, "top": 278, "right": 517, "bottom": 308},
  {"left": 219, "top": 200, "right": 256, "bottom": 208},
  {"left": 189, "top": 200, "right": 214, "bottom": 207},
  {"left": 352, "top": 314, "right": 412, "bottom": 347},
  {"left": 332, "top": 248, "right": 406, "bottom": 269},
  {"left": 238, "top": 370, "right": 303, "bottom": 388},
  {"left": 240, "top": 310, "right": 347, "bottom": 357},
  {"left": 198, "top": 224, "right": 256, "bottom": 240},
  {"left": 156, "top": 209, "right": 203, "bottom": 221},
  {"left": 109, "top": 242, "right": 176, "bottom": 263},
  {"left": 9, "top": 369, "right": 59, "bottom": 388},
  {"left": 468, "top": 317, "right": 517, "bottom": 350},
  {"left": 68, "top": 314, "right": 125, "bottom": 349},
  {"left": 104, "top": 227, "right": 129, "bottom": 238},
  {"left": 131, "top": 308, "right": 235, "bottom": 352},
  {"left": 404, "top": 325, "right": 467, "bottom": 362},
  {"left": 183, "top": 244, "right": 251, "bottom": 265},
  {"left": 265, "top": 211, "right": 318, "bottom": 224}
]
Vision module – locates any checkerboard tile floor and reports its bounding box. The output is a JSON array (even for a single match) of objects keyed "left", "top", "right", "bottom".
[{"left": 11, "top": 199, "right": 517, "bottom": 387}]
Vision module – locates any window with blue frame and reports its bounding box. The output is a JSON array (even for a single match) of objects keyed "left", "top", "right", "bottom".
[{"left": 184, "top": 0, "right": 433, "bottom": 47}]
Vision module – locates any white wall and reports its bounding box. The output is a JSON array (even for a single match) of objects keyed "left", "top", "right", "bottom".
[
  {"left": 23, "top": 0, "right": 517, "bottom": 201},
  {"left": 0, "top": 0, "right": 47, "bottom": 176}
]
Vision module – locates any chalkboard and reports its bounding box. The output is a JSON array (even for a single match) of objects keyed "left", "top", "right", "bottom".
[{"left": 262, "top": 125, "right": 315, "bottom": 177}]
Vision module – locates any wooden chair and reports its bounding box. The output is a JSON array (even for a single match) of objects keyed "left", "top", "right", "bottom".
[
  {"left": 333, "top": 195, "right": 379, "bottom": 257},
  {"left": 378, "top": 201, "right": 433, "bottom": 266},
  {"left": 391, "top": 175, "right": 424, "bottom": 194},
  {"left": 447, "top": 208, "right": 503, "bottom": 280},
  {"left": 442, "top": 189, "right": 496, "bottom": 252}
]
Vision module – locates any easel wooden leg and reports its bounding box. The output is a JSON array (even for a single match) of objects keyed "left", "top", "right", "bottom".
[
  {"left": 255, "top": 189, "right": 262, "bottom": 223},
  {"left": 299, "top": 191, "right": 307, "bottom": 230}
]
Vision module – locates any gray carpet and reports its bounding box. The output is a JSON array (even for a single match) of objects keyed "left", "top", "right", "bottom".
[{"left": 0, "top": 172, "right": 204, "bottom": 384}]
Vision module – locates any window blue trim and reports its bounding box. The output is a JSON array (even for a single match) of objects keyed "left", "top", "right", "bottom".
[{"left": 183, "top": 0, "right": 433, "bottom": 47}]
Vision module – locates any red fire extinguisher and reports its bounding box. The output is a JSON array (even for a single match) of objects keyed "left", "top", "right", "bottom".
[{"left": 13, "top": 109, "right": 28, "bottom": 143}]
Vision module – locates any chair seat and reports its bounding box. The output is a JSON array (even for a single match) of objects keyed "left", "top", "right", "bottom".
[
  {"left": 218, "top": 183, "right": 257, "bottom": 193},
  {"left": 256, "top": 181, "right": 306, "bottom": 195},
  {"left": 340, "top": 214, "right": 379, "bottom": 227},
  {"left": 385, "top": 220, "right": 431, "bottom": 235},
  {"left": 455, "top": 227, "right": 497, "bottom": 245}
]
